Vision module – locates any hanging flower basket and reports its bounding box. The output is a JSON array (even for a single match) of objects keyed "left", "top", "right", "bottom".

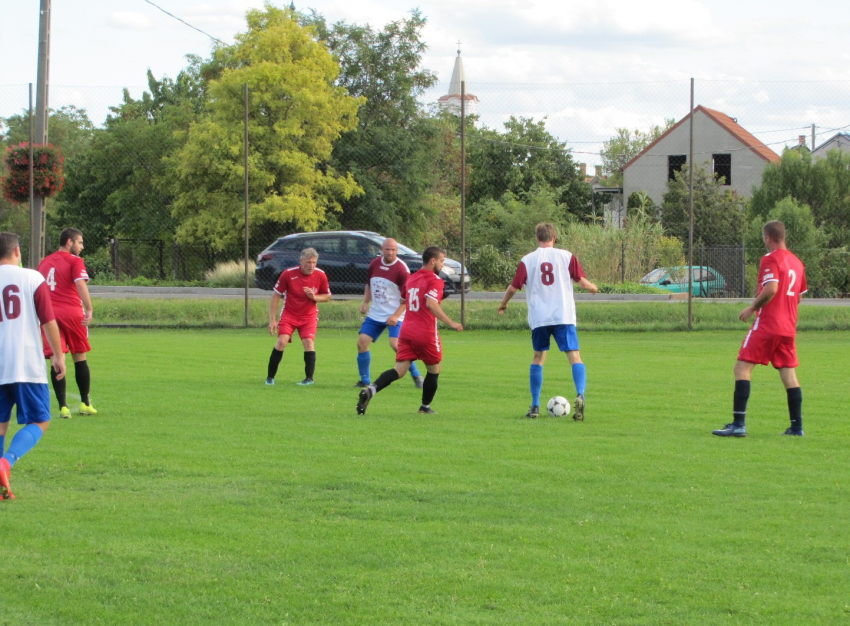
[{"left": 1, "top": 143, "right": 65, "bottom": 204}]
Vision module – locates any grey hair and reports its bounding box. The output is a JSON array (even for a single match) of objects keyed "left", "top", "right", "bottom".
[{"left": 300, "top": 247, "right": 319, "bottom": 260}]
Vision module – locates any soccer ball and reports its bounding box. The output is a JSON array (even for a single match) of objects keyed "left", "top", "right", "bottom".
[{"left": 547, "top": 396, "right": 571, "bottom": 417}]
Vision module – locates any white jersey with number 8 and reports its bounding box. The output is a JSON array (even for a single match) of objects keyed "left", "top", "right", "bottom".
[{"left": 513, "top": 247, "right": 584, "bottom": 329}]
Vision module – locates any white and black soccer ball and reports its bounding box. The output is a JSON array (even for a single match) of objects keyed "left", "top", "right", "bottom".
[{"left": 547, "top": 396, "right": 571, "bottom": 417}]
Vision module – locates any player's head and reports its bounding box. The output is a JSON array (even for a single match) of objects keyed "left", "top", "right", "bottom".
[
  {"left": 381, "top": 238, "right": 398, "bottom": 264},
  {"left": 536, "top": 223, "right": 557, "bottom": 244},
  {"left": 300, "top": 247, "right": 318, "bottom": 274},
  {"left": 763, "top": 220, "right": 786, "bottom": 247},
  {"left": 59, "top": 228, "right": 84, "bottom": 255},
  {"left": 422, "top": 246, "right": 445, "bottom": 273},
  {"left": 0, "top": 232, "right": 21, "bottom": 264}
]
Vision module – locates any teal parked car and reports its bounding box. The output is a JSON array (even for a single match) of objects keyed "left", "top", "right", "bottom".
[{"left": 641, "top": 266, "right": 727, "bottom": 297}]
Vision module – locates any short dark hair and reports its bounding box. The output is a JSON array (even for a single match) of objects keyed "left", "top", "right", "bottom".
[
  {"left": 60, "top": 227, "right": 83, "bottom": 247},
  {"left": 536, "top": 223, "right": 557, "bottom": 243},
  {"left": 763, "top": 220, "right": 786, "bottom": 243},
  {"left": 422, "top": 246, "right": 444, "bottom": 265},
  {"left": 0, "top": 232, "right": 20, "bottom": 260}
]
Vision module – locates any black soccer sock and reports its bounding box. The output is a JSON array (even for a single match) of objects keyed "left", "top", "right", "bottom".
[
  {"left": 787, "top": 387, "right": 803, "bottom": 431},
  {"left": 304, "top": 351, "right": 316, "bottom": 380},
  {"left": 421, "top": 372, "right": 439, "bottom": 407},
  {"left": 74, "top": 360, "right": 91, "bottom": 406},
  {"left": 51, "top": 365, "right": 67, "bottom": 408},
  {"left": 733, "top": 379, "right": 750, "bottom": 427},
  {"left": 373, "top": 368, "right": 400, "bottom": 393},
  {"left": 267, "top": 348, "right": 283, "bottom": 379}
]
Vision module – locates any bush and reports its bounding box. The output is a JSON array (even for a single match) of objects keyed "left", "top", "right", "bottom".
[
  {"left": 204, "top": 260, "right": 257, "bottom": 288},
  {"left": 83, "top": 248, "right": 114, "bottom": 280},
  {"left": 468, "top": 244, "right": 515, "bottom": 289}
]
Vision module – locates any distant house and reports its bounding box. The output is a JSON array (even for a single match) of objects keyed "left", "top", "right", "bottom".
[
  {"left": 812, "top": 132, "right": 850, "bottom": 161},
  {"left": 621, "top": 106, "right": 780, "bottom": 208}
]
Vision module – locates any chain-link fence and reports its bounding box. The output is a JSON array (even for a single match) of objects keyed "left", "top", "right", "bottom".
[{"left": 2, "top": 76, "right": 849, "bottom": 297}]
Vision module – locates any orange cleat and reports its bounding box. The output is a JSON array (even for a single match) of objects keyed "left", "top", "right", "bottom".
[{"left": 0, "top": 458, "right": 14, "bottom": 500}]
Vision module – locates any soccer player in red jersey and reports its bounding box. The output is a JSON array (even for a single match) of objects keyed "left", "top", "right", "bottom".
[
  {"left": 37, "top": 228, "right": 96, "bottom": 418},
  {"left": 713, "top": 220, "right": 808, "bottom": 437},
  {"left": 1, "top": 232, "right": 66, "bottom": 499},
  {"left": 266, "top": 248, "right": 331, "bottom": 386},
  {"left": 356, "top": 246, "right": 463, "bottom": 415}
]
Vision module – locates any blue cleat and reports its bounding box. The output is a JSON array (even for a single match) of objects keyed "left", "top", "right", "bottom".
[
  {"left": 783, "top": 428, "right": 804, "bottom": 436},
  {"left": 296, "top": 378, "right": 314, "bottom": 386},
  {"left": 265, "top": 378, "right": 275, "bottom": 386},
  {"left": 712, "top": 423, "right": 747, "bottom": 437}
]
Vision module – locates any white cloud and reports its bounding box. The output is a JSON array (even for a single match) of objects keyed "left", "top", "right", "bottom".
[{"left": 108, "top": 12, "right": 154, "bottom": 29}]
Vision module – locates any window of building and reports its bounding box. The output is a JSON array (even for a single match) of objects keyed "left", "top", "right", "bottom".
[
  {"left": 668, "top": 155, "right": 687, "bottom": 181},
  {"left": 713, "top": 153, "right": 732, "bottom": 185}
]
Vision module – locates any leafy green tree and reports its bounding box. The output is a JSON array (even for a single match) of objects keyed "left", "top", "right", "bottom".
[
  {"left": 750, "top": 148, "right": 850, "bottom": 248},
  {"left": 301, "top": 10, "right": 441, "bottom": 244},
  {"left": 169, "top": 5, "right": 362, "bottom": 251},
  {"left": 600, "top": 120, "right": 675, "bottom": 186},
  {"left": 466, "top": 116, "right": 590, "bottom": 220},
  {"left": 661, "top": 164, "right": 745, "bottom": 246}
]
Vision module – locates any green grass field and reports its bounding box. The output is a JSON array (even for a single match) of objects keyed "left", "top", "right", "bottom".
[{"left": 2, "top": 328, "right": 849, "bottom": 624}]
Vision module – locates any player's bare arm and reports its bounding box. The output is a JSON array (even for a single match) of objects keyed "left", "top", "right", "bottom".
[
  {"left": 499, "top": 285, "right": 518, "bottom": 314},
  {"left": 740, "top": 281, "right": 778, "bottom": 322},
  {"left": 268, "top": 291, "right": 283, "bottom": 336},
  {"left": 425, "top": 296, "right": 463, "bottom": 331},
  {"left": 576, "top": 277, "right": 599, "bottom": 294},
  {"left": 386, "top": 302, "right": 405, "bottom": 327},
  {"left": 76, "top": 278, "right": 94, "bottom": 325},
  {"left": 43, "top": 320, "right": 66, "bottom": 380},
  {"left": 360, "top": 284, "right": 371, "bottom": 315},
  {"left": 303, "top": 287, "right": 331, "bottom": 302}
]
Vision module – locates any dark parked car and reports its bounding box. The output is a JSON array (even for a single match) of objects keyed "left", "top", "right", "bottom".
[{"left": 255, "top": 231, "right": 471, "bottom": 295}]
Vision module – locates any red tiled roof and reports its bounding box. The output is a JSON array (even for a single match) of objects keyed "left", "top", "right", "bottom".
[{"left": 621, "top": 105, "right": 780, "bottom": 172}]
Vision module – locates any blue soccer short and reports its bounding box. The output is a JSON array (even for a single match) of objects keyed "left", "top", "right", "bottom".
[
  {"left": 359, "top": 317, "right": 402, "bottom": 342},
  {"left": 0, "top": 383, "right": 52, "bottom": 425},
  {"left": 531, "top": 324, "right": 580, "bottom": 353}
]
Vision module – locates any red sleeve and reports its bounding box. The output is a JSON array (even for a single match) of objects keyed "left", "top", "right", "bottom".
[
  {"left": 318, "top": 272, "right": 330, "bottom": 295},
  {"left": 273, "top": 271, "right": 288, "bottom": 295},
  {"left": 73, "top": 256, "right": 90, "bottom": 282},
  {"left": 510, "top": 262, "right": 528, "bottom": 290},
  {"left": 758, "top": 256, "right": 777, "bottom": 287},
  {"left": 396, "top": 263, "right": 409, "bottom": 290},
  {"left": 424, "top": 273, "right": 442, "bottom": 302},
  {"left": 569, "top": 255, "right": 586, "bottom": 282},
  {"left": 33, "top": 281, "right": 56, "bottom": 325}
]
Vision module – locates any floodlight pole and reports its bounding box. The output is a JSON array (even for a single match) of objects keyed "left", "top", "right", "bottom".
[
  {"left": 31, "top": 0, "right": 51, "bottom": 267},
  {"left": 28, "top": 85, "right": 34, "bottom": 261},
  {"left": 243, "top": 83, "right": 250, "bottom": 328},
  {"left": 460, "top": 81, "right": 467, "bottom": 326},
  {"left": 687, "top": 78, "right": 695, "bottom": 330}
]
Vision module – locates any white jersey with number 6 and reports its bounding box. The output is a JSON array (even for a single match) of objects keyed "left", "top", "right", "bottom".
[
  {"left": 511, "top": 247, "right": 586, "bottom": 329},
  {"left": 0, "top": 265, "right": 55, "bottom": 385}
]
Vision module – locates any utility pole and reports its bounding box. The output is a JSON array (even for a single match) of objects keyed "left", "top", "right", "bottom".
[{"left": 31, "top": 0, "right": 51, "bottom": 267}]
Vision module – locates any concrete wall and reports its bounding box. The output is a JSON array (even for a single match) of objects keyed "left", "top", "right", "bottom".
[{"left": 623, "top": 109, "right": 772, "bottom": 207}]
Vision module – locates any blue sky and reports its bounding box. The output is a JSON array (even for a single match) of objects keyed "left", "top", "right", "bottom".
[{"left": 2, "top": 0, "right": 849, "bottom": 164}]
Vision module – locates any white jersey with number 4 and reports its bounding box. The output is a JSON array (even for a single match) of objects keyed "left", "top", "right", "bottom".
[
  {"left": 0, "top": 265, "right": 55, "bottom": 385},
  {"left": 511, "top": 247, "right": 586, "bottom": 329}
]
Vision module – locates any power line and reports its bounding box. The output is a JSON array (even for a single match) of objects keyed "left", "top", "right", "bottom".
[{"left": 142, "top": 0, "right": 226, "bottom": 45}]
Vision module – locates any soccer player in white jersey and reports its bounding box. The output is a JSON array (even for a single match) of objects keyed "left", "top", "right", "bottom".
[
  {"left": 0, "top": 232, "right": 66, "bottom": 500},
  {"left": 355, "top": 238, "right": 424, "bottom": 389},
  {"left": 498, "top": 223, "right": 598, "bottom": 419}
]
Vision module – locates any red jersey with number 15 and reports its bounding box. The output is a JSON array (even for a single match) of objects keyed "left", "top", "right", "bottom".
[
  {"left": 37, "top": 250, "right": 89, "bottom": 316},
  {"left": 399, "top": 269, "right": 443, "bottom": 341},
  {"left": 750, "top": 248, "right": 806, "bottom": 337}
]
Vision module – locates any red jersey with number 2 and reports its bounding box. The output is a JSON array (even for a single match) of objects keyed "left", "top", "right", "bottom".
[
  {"left": 750, "top": 249, "right": 806, "bottom": 337},
  {"left": 37, "top": 251, "right": 89, "bottom": 316},
  {"left": 399, "top": 269, "right": 443, "bottom": 341}
]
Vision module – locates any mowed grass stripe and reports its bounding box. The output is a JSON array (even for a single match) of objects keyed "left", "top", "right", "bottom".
[{"left": 1, "top": 329, "right": 848, "bottom": 624}]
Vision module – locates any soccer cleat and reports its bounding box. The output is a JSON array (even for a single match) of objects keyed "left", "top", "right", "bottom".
[
  {"left": 356, "top": 387, "right": 373, "bottom": 415},
  {"left": 783, "top": 427, "right": 805, "bottom": 436},
  {"left": 59, "top": 406, "right": 72, "bottom": 419},
  {"left": 0, "top": 458, "right": 14, "bottom": 500},
  {"left": 296, "top": 378, "right": 314, "bottom": 386},
  {"left": 573, "top": 394, "right": 585, "bottom": 422},
  {"left": 525, "top": 405, "right": 540, "bottom": 419},
  {"left": 353, "top": 380, "right": 369, "bottom": 388},
  {"left": 79, "top": 402, "right": 97, "bottom": 415},
  {"left": 413, "top": 375, "right": 425, "bottom": 389},
  {"left": 265, "top": 377, "right": 275, "bottom": 386},
  {"left": 418, "top": 405, "right": 436, "bottom": 414},
  {"left": 712, "top": 423, "right": 747, "bottom": 437}
]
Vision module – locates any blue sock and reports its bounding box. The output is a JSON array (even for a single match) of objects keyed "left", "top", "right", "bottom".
[
  {"left": 357, "top": 351, "right": 371, "bottom": 384},
  {"left": 0, "top": 434, "right": 4, "bottom": 456},
  {"left": 3, "top": 424, "right": 44, "bottom": 468},
  {"left": 572, "top": 363, "right": 587, "bottom": 397},
  {"left": 409, "top": 361, "right": 421, "bottom": 378},
  {"left": 530, "top": 364, "right": 543, "bottom": 406}
]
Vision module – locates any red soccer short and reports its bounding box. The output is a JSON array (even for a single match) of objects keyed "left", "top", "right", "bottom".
[
  {"left": 738, "top": 330, "right": 798, "bottom": 369},
  {"left": 396, "top": 334, "right": 442, "bottom": 366},
  {"left": 278, "top": 314, "right": 318, "bottom": 341},
  {"left": 43, "top": 313, "right": 91, "bottom": 358}
]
